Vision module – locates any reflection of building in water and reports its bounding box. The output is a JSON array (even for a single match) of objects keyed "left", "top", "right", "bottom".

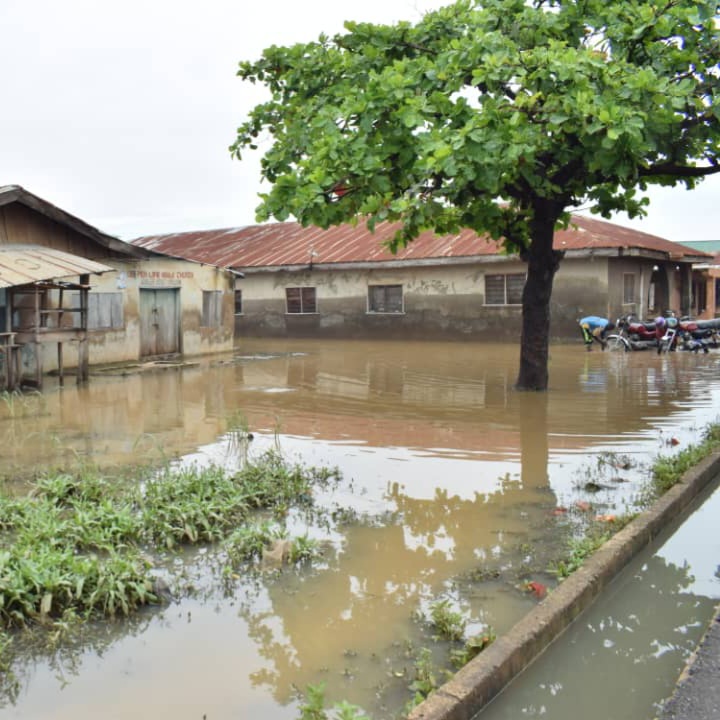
[{"left": 579, "top": 359, "right": 609, "bottom": 393}]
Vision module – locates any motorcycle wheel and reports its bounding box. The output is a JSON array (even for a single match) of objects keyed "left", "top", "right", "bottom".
[{"left": 605, "top": 335, "right": 630, "bottom": 352}]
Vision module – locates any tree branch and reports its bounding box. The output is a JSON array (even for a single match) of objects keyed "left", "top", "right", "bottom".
[{"left": 639, "top": 161, "right": 720, "bottom": 178}]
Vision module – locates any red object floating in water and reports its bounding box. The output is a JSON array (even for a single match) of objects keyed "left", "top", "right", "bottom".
[
  {"left": 525, "top": 581, "right": 547, "bottom": 599},
  {"left": 552, "top": 506, "right": 568, "bottom": 515}
]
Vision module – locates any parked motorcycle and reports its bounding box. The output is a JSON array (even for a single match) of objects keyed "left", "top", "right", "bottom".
[
  {"left": 606, "top": 314, "right": 660, "bottom": 352},
  {"left": 607, "top": 313, "right": 720, "bottom": 353}
]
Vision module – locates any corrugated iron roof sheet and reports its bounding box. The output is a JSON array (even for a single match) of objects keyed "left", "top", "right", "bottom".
[
  {"left": 0, "top": 245, "right": 114, "bottom": 289},
  {"left": 131, "top": 214, "right": 711, "bottom": 269}
]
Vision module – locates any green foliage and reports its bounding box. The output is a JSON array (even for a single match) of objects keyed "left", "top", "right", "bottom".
[
  {"left": 651, "top": 423, "right": 720, "bottom": 496},
  {"left": 288, "top": 534, "right": 322, "bottom": 564},
  {"left": 142, "top": 463, "right": 249, "bottom": 548},
  {"left": 449, "top": 629, "right": 496, "bottom": 668},
  {"left": 224, "top": 521, "right": 286, "bottom": 564},
  {"left": 298, "top": 683, "right": 369, "bottom": 720},
  {"left": 232, "top": 0, "right": 720, "bottom": 390},
  {"left": 428, "top": 598, "right": 466, "bottom": 642},
  {"left": 549, "top": 531, "right": 611, "bottom": 579},
  {"left": 233, "top": 449, "right": 338, "bottom": 513},
  {"left": 405, "top": 647, "right": 442, "bottom": 712},
  {"left": 0, "top": 451, "right": 339, "bottom": 631},
  {"left": 233, "top": 0, "right": 720, "bottom": 246}
]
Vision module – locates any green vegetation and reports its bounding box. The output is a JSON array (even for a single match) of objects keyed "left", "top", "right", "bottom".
[
  {"left": 428, "top": 599, "right": 466, "bottom": 642},
  {"left": 650, "top": 424, "right": 720, "bottom": 496},
  {"left": 450, "top": 630, "right": 497, "bottom": 670},
  {"left": 232, "top": 0, "right": 720, "bottom": 390},
  {"left": 0, "top": 450, "right": 339, "bottom": 645},
  {"left": 299, "top": 683, "right": 369, "bottom": 720},
  {"left": 548, "top": 530, "right": 613, "bottom": 580},
  {"left": 406, "top": 647, "right": 443, "bottom": 712}
]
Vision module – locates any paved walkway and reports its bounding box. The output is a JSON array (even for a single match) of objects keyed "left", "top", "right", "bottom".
[{"left": 657, "top": 603, "right": 720, "bottom": 720}]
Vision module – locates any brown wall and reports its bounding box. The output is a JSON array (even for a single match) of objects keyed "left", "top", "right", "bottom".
[{"left": 0, "top": 203, "right": 126, "bottom": 260}]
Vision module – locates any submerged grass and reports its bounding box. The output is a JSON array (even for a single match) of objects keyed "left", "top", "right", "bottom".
[{"left": 0, "top": 449, "right": 340, "bottom": 632}]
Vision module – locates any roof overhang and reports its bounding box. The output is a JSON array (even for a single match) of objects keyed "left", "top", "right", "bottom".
[
  {"left": 0, "top": 185, "right": 152, "bottom": 260},
  {"left": 0, "top": 245, "right": 114, "bottom": 289}
]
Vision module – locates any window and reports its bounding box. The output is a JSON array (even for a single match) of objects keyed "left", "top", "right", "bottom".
[
  {"left": 73, "top": 292, "right": 124, "bottom": 330},
  {"left": 368, "top": 284, "right": 403, "bottom": 313},
  {"left": 286, "top": 287, "right": 316, "bottom": 314},
  {"left": 623, "top": 274, "right": 635, "bottom": 304},
  {"left": 484, "top": 274, "right": 525, "bottom": 305},
  {"left": 202, "top": 290, "right": 223, "bottom": 327},
  {"left": 234, "top": 289, "right": 243, "bottom": 315}
]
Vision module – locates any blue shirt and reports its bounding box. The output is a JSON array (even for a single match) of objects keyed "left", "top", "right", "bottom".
[{"left": 579, "top": 316, "right": 609, "bottom": 331}]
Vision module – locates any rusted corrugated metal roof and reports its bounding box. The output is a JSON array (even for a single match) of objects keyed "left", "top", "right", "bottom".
[
  {"left": 0, "top": 245, "right": 114, "bottom": 289},
  {"left": 131, "top": 214, "right": 711, "bottom": 269}
]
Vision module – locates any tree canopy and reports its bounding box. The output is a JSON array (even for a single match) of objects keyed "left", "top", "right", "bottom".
[{"left": 231, "top": 0, "right": 720, "bottom": 389}]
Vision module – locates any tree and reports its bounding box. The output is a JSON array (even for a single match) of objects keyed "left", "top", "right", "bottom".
[{"left": 231, "top": 0, "right": 720, "bottom": 390}]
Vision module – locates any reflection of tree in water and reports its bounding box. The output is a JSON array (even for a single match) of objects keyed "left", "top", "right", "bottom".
[
  {"left": 235, "top": 483, "right": 566, "bottom": 713},
  {"left": 230, "top": 392, "right": 560, "bottom": 714}
]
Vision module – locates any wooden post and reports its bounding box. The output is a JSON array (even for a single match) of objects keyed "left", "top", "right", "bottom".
[
  {"left": 77, "top": 275, "right": 89, "bottom": 384},
  {"left": 57, "top": 342, "right": 64, "bottom": 386}
]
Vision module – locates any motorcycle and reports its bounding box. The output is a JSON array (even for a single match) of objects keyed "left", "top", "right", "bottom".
[
  {"left": 606, "top": 314, "right": 661, "bottom": 352},
  {"left": 607, "top": 313, "right": 720, "bottom": 353}
]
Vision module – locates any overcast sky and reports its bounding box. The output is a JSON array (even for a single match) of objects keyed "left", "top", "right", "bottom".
[{"left": 1, "top": 0, "right": 718, "bottom": 242}]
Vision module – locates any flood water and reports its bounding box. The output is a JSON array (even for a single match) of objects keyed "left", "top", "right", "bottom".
[{"left": 1, "top": 338, "right": 719, "bottom": 720}]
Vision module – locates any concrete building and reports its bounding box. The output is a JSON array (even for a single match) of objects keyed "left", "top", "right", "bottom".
[
  {"left": 678, "top": 240, "right": 720, "bottom": 319},
  {"left": 133, "top": 216, "right": 711, "bottom": 341},
  {"left": 0, "top": 186, "right": 235, "bottom": 389}
]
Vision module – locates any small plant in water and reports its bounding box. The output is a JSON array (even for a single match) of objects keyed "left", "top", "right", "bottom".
[
  {"left": 428, "top": 598, "right": 466, "bottom": 642},
  {"left": 298, "top": 683, "right": 369, "bottom": 720},
  {"left": 450, "top": 628, "right": 496, "bottom": 668},
  {"left": 405, "top": 647, "right": 446, "bottom": 713}
]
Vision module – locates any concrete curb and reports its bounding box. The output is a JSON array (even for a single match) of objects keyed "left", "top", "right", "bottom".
[{"left": 407, "top": 450, "right": 720, "bottom": 720}]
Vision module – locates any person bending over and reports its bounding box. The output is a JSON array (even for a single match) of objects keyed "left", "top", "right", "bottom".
[{"left": 578, "top": 316, "right": 615, "bottom": 351}]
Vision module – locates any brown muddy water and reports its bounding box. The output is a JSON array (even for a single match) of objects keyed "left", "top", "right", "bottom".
[{"left": 1, "top": 338, "right": 720, "bottom": 720}]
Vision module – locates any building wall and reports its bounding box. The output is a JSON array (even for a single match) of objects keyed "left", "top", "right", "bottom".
[
  {"left": 235, "top": 254, "right": 698, "bottom": 341},
  {"left": 83, "top": 258, "right": 234, "bottom": 364},
  {"left": 236, "top": 257, "right": 619, "bottom": 341},
  {"left": 237, "top": 262, "right": 522, "bottom": 340}
]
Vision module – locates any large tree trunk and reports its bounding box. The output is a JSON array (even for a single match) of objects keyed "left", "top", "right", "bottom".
[{"left": 515, "top": 201, "right": 565, "bottom": 391}]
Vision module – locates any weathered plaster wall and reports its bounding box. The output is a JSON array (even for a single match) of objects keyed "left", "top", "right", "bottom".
[
  {"left": 35, "top": 258, "right": 234, "bottom": 370},
  {"left": 236, "top": 258, "right": 623, "bottom": 341},
  {"left": 552, "top": 257, "right": 609, "bottom": 336},
  {"left": 236, "top": 262, "right": 529, "bottom": 340}
]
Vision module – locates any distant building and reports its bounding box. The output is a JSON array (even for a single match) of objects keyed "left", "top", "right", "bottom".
[
  {"left": 678, "top": 240, "right": 720, "bottom": 319},
  {"left": 0, "top": 186, "right": 235, "bottom": 389},
  {"left": 133, "top": 217, "right": 711, "bottom": 341}
]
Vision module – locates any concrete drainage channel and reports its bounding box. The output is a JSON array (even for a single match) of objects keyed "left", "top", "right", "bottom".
[{"left": 407, "top": 451, "right": 720, "bottom": 720}]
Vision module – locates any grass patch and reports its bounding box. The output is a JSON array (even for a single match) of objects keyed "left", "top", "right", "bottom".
[
  {"left": 650, "top": 423, "right": 720, "bottom": 497},
  {"left": 0, "top": 450, "right": 340, "bottom": 633}
]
